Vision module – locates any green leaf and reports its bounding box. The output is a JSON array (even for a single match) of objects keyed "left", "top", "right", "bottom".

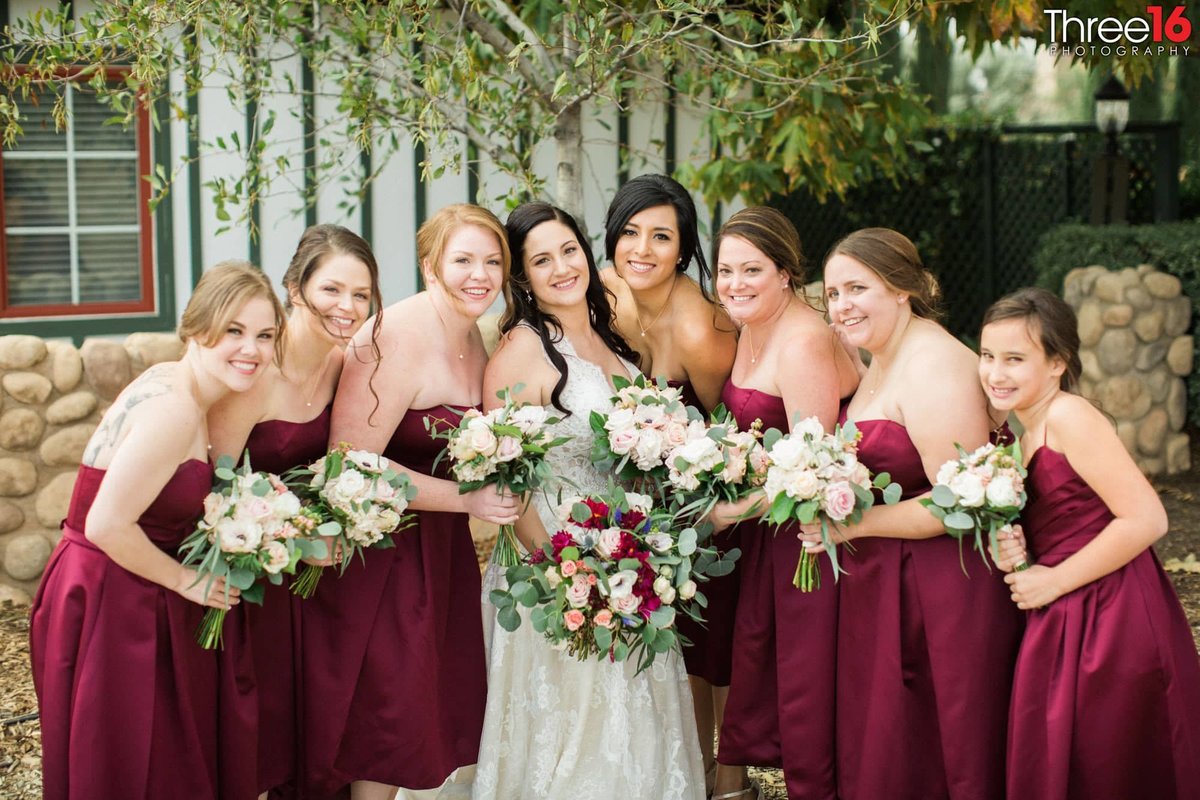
[
  {"left": 931, "top": 484, "right": 959, "bottom": 508},
  {"left": 228, "top": 567, "right": 256, "bottom": 590},
  {"left": 882, "top": 483, "right": 903, "bottom": 505},
  {"left": 498, "top": 605, "right": 522, "bottom": 632},
  {"left": 678, "top": 527, "right": 697, "bottom": 556},
  {"left": 594, "top": 624, "right": 612, "bottom": 652},
  {"left": 944, "top": 511, "right": 975, "bottom": 531}
]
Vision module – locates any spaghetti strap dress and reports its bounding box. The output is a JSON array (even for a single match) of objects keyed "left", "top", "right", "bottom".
[
  {"left": 717, "top": 381, "right": 839, "bottom": 800},
  {"left": 835, "top": 416, "right": 1022, "bottom": 800},
  {"left": 299, "top": 405, "right": 487, "bottom": 796},
  {"left": 1008, "top": 444, "right": 1200, "bottom": 800},
  {"left": 30, "top": 459, "right": 218, "bottom": 800},
  {"left": 668, "top": 378, "right": 741, "bottom": 688}
]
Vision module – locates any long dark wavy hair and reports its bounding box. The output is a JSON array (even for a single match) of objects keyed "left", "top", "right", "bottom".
[
  {"left": 501, "top": 202, "right": 638, "bottom": 415},
  {"left": 604, "top": 173, "right": 713, "bottom": 297}
]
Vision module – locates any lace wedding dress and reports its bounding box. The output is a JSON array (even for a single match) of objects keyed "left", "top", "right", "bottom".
[{"left": 473, "top": 333, "right": 705, "bottom": 800}]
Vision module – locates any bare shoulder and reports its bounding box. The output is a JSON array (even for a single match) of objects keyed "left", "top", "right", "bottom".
[
  {"left": 674, "top": 282, "right": 736, "bottom": 352},
  {"left": 84, "top": 363, "right": 201, "bottom": 466},
  {"left": 372, "top": 295, "right": 434, "bottom": 350},
  {"left": 493, "top": 324, "right": 547, "bottom": 363},
  {"left": 776, "top": 303, "right": 835, "bottom": 352},
  {"left": 600, "top": 267, "right": 631, "bottom": 299},
  {"left": 905, "top": 322, "right": 976, "bottom": 377},
  {"left": 1048, "top": 392, "right": 1109, "bottom": 442}
]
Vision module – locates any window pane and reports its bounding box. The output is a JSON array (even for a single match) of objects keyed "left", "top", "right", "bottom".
[
  {"left": 73, "top": 90, "right": 136, "bottom": 152},
  {"left": 5, "top": 234, "right": 71, "bottom": 306},
  {"left": 2, "top": 160, "right": 70, "bottom": 227},
  {"left": 76, "top": 160, "right": 138, "bottom": 225},
  {"left": 78, "top": 232, "right": 141, "bottom": 303},
  {"left": 6, "top": 97, "right": 66, "bottom": 152}
]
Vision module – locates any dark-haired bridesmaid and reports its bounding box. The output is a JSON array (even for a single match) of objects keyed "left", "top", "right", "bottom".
[
  {"left": 31, "top": 263, "right": 284, "bottom": 800},
  {"left": 800, "top": 228, "right": 1022, "bottom": 800},
  {"left": 601, "top": 174, "right": 737, "bottom": 791},
  {"left": 984, "top": 287, "right": 1200, "bottom": 800},
  {"left": 208, "top": 225, "right": 381, "bottom": 798},
  {"left": 707, "top": 207, "right": 859, "bottom": 800},
  {"left": 300, "top": 204, "right": 520, "bottom": 800}
]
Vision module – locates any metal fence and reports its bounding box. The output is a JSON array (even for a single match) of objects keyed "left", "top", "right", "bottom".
[{"left": 770, "top": 122, "right": 1181, "bottom": 336}]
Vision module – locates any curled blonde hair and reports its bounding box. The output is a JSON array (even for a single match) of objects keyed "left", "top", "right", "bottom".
[{"left": 178, "top": 260, "right": 286, "bottom": 364}]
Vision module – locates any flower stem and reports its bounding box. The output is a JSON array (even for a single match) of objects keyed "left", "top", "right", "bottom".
[
  {"left": 291, "top": 564, "right": 324, "bottom": 599},
  {"left": 490, "top": 524, "right": 522, "bottom": 568},
  {"left": 793, "top": 550, "right": 821, "bottom": 592},
  {"left": 195, "top": 607, "right": 227, "bottom": 650}
]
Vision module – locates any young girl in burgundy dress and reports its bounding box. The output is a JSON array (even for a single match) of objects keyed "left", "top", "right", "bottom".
[
  {"left": 985, "top": 287, "right": 1200, "bottom": 800},
  {"left": 31, "top": 263, "right": 285, "bottom": 800}
]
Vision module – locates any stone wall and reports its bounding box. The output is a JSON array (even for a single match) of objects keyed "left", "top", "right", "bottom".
[
  {"left": 1063, "top": 264, "right": 1192, "bottom": 476},
  {"left": 0, "top": 333, "right": 183, "bottom": 603}
]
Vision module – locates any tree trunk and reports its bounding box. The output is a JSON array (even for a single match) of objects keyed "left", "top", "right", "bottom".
[
  {"left": 555, "top": 100, "right": 585, "bottom": 224},
  {"left": 914, "top": 18, "right": 951, "bottom": 115}
]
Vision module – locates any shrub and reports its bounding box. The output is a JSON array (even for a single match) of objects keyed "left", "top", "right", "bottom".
[{"left": 1032, "top": 222, "right": 1200, "bottom": 427}]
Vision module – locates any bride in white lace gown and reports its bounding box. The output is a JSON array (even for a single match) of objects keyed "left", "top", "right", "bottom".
[{"left": 472, "top": 203, "right": 705, "bottom": 800}]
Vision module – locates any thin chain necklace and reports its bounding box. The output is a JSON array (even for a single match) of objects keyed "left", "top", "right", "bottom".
[
  {"left": 743, "top": 296, "right": 789, "bottom": 365},
  {"left": 285, "top": 357, "right": 329, "bottom": 408},
  {"left": 431, "top": 297, "right": 468, "bottom": 360},
  {"left": 634, "top": 275, "right": 677, "bottom": 338}
]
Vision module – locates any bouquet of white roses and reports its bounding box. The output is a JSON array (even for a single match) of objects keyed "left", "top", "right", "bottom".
[
  {"left": 920, "top": 440, "right": 1028, "bottom": 572},
  {"left": 284, "top": 444, "right": 418, "bottom": 597},
  {"left": 763, "top": 417, "right": 902, "bottom": 591},
  {"left": 180, "top": 455, "right": 324, "bottom": 648},
  {"left": 488, "top": 486, "right": 739, "bottom": 674},
  {"left": 433, "top": 386, "right": 571, "bottom": 567},
  {"left": 666, "top": 404, "right": 770, "bottom": 524},
  {"left": 589, "top": 375, "right": 691, "bottom": 483}
]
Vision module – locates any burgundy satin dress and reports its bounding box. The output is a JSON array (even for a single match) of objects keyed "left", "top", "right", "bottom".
[
  {"left": 836, "top": 417, "right": 1021, "bottom": 800},
  {"left": 668, "top": 378, "right": 741, "bottom": 687},
  {"left": 1008, "top": 445, "right": 1200, "bottom": 800},
  {"left": 30, "top": 459, "right": 219, "bottom": 800},
  {"left": 717, "top": 382, "right": 839, "bottom": 800},
  {"left": 300, "top": 406, "right": 487, "bottom": 796},
  {"left": 227, "top": 405, "right": 332, "bottom": 795}
]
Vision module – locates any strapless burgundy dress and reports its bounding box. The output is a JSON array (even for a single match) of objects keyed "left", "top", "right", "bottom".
[
  {"left": 299, "top": 406, "right": 487, "bottom": 795},
  {"left": 836, "top": 417, "right": 1021, "bottom": 800},
  {"left": 668, "top": 378, "right": 741, "bottom": 687},
  {"left": 221, "top": 405, "right": 332, "bottom": 795},
  {"left": 1008, "top": 446, "right": 1200, "bottom": 800},
  {"left": 30, "top": 459, "right": 218, "bottom": 800},
  {"left": 717, "top": 382, "right": 839, "bottom": 799}
]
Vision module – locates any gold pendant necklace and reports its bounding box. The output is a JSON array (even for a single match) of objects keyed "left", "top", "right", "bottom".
[{"left": 634, "top": 275, "right": 677, "bottom": 338}]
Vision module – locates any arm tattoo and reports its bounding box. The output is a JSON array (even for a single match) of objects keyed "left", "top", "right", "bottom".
[{"left": 82, "top": 365, "right": 176, "bottom": 466}]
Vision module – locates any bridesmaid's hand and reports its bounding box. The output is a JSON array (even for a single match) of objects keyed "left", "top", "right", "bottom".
[
  {"left": 1004, "top": 565, "right": 1062, "bottom": 610},
  {"left": 830, "top": 321, "right": 868, "bottom": 378},
  {"left": 797, "top": 519, "right": 853, "bottom": 549},
  {"left": 991, "top": 524, "right": 1029, "bottom": 573},
  {"left": 301, "top": 540, "right": 345, "bottom": 568},
  {"left": 706, "top": 493, "right": 765, "bottom": 534},
  {"left": 464, "top": 485, "right": 521, "bottom": 525},
  {"left": 176, "top": 568, "right": 241, "bottom": 609}
]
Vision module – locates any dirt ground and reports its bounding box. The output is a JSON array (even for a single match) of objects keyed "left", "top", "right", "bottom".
[{"left": 5, "top": 457, "right": 1200, "bottom": 799}]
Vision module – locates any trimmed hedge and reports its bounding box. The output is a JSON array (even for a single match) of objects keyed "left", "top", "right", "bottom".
[{"left": 1032, "top": 222, "right": 1200, "bottom": 428}]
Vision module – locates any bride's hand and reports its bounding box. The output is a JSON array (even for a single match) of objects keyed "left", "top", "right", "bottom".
[
  {"left": 706, "top": 492, "right": 765, "bottom": 534},
  {"left": 464, "top": 485, "right": 521, "bottom": 525}
]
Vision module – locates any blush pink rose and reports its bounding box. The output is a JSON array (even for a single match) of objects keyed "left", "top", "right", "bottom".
[
  {"left": 594, "top": 609, "right": 614, "bottom": 628},
  {"left": 560, "top": 559, "right": 578, "bottom": 577},
  {"left": 494, "top": 436, "right": 523, "bottom": 463},
  {"left": 564, "top": 609, "right": 585, "bottom": 631},
  {"left": 821, "top": 481, "right": 857, "bottom": 522},
  {"left": 566, "top": 576, "right": 592, "bottom": 608},
  {"left": 610, "top": 593, "right": 642, "bottom": 615}
]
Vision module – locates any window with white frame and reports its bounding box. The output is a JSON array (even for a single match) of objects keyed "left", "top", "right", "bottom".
[{"left": 1, "top": 71, "right": 154, "bottom": 318}]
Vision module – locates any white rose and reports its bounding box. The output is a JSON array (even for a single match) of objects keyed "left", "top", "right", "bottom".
[
  {"left": 261, "top": 540, "right": 291, "bottom": 574},
  {"left": 935, "top": 459, "right": 960, "bottom": 488},
  {"left": 949, "top": 471, "right": 986, "bottom": 508},
  {"left": 769, "top": 437, "right": 807, "bottom": 471},
  {"left": 786, "top": 468, "right": 821, "bottom": 500},
  {"left": 669, "top": 466, "right": 701, "bottom": 492},
  {"left": 465, "top": 419, "right": 498, "bottom": 457},
  {"left": 605, "top": 569, "right": 640, "bottom": 600},
  {"left": 677, "top": 436, "right": 721, "bottom": 469},
  {"left": 332, "top": 469, "right": 367, "bottom": 502},
  {"left": 494, "top": 436, "right": 523, "bottom": 463},
  {"left": 633, "top": 432, "right": 665, "bottom": 470},
  {"left": 546, "top": 569, "right": 563, "bottom": 589},
  {"left": 595, "top": 527, "right": 623, "bottom": 559},
  {"left": 984, "top": 474, "right": 1018, "bottom": 508},
  {"left": 271, "top": 490, "right": 301, "bottom": 518},
  {"left": 660, "top": 586, "right": 677, "bottom": 605},
  {"left": 202, "top": 493, "right": 228, "bottom": 527},
  {"left": 565, "top": 576, "right": 592, "bottom": 608},
  {"left": 449, "top": 435, "right": 478, "bottom": 463},
  {"left": 604, "top": 407, "right": 637, "bottom": 433},
  {"left": 678, "top": 579, "right": 697, "bottom": 600},
  {"left": 610, "top": 593, "right": 642, "bottom": 615}
]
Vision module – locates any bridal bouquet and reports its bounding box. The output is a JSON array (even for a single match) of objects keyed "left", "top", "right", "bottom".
[
  {"left": 284, "top": 444, "right": 418, "bottom": 597},
  {"left": 488, "top": 487, "right": 738, "bottom": 674},
  {"left": 666, "top": 404, "right": 770, "bottom": 523},
  {"left": 180, "top": 455, "right": 324, "bottom": 648},
  {"left": 434, "top": 387, "right": 571, "bottom": 567},
  {"left": 920, "top": 440, "right": 1028, "bottom": 572},
  {"left": 589, "top": 375, "right": 692, "bottom": 483},
  {"left": 763, "top": 417, "right": 901, "bottom": 591}
]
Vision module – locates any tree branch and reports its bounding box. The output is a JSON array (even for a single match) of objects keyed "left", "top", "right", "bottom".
[{"left": 441, "top": 0, "right": 553, "bottom": 102}]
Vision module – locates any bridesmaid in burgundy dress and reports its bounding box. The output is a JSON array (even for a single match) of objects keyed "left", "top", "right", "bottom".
[
  {"left": 800, "top": 228, "right": 1022, "bottom": 800},
  {"left": 30, "top": 263, "right": 285, "bottom": 800},
  {"left": 299, "top": 205, "right": 520, "bottom": 800},
  {"left": 983, "top": 288, "right": 1200, "bottom": 800},
  {"left": 707, "top": 207, "right": 859, "bottom": 800},
  {"left": 601, "top": 175, "right": 737, "bottom": 792},
  {"left": 208, "top": 226, "right": 381, "bottom": 798}
]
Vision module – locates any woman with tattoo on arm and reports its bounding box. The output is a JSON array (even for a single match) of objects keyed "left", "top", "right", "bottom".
[
  {"left": 30, "top": 263, "right": 285, "bottom": 800},
  {"left": 207, "top": 226, "right": 381, "bottom": 798}
]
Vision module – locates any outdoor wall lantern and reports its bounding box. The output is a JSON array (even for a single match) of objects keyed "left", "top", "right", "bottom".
[{"left": 1091, "top": 75, "right": 1130, "bottom": 225}]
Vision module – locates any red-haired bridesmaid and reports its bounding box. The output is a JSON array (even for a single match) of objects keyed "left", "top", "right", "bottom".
[
  {"left": 299, "top": 205, "right": 520, "bottom": 799},
  {"left": 30, "top": 262, "right": 284, "bottom": 800},
  {"left": 801, "top": 228, "right": 1023, "bottom": 800},
  {"left": 984, "top": 287, "right": 1200, "bottom": 800},
  {"left": 208, "top": 226, "right": 380, "bottom": 798}
]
